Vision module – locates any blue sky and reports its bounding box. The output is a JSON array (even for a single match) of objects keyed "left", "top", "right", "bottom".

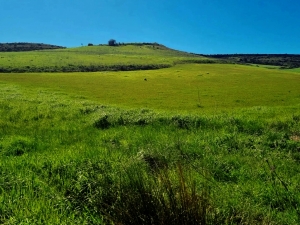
[{"left": 1, "top": 0, "right": 299, "bottom": 54}]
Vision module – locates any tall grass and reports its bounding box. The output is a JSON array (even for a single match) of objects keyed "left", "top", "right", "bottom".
[
  {"left": 100, "top": 164, "right": 213, "bottom": 225},
  {"left": 0, "top": 83, "right": 299, "bottom": 224}
]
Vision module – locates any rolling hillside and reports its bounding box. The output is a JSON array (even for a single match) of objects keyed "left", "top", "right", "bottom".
[
  {"left": 0, "top": 42, "right": 300, "bottom": 224},
  {"left": 0, "top": 43, "right": 216, "bottom": 72}
]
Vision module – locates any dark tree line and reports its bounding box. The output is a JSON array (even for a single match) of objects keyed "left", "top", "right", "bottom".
[
  {"left": 0, "top": 43, "right": 65, "bottom": 52},
  {"left": 204, "top": 54, "right": 300, "bottom": 69}
]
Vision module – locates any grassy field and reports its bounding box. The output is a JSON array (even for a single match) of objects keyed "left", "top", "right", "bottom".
[
  {"left": 0, "top": 64, "right": 299, "bottom": 113},
  {"left": 0, "top": 45, "right": 215, "bottom": 72},
  {"left": 0, "top": 80, "right": 299, "bottom": 224},
  {"left": 0, "top": 47, "right": 300, "bottom": 224},
  {"left": 288, "top": 68, "right": 300, "bottom": 73}
]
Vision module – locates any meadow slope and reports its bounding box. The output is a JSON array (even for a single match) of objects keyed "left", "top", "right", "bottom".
[{"left": 0, "top": 44, "right": 215, "bottom": 73}]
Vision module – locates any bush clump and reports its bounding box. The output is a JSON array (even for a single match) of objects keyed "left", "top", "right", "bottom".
[{"left": 93, "top": 115, "right": 111, "bottom": 129}]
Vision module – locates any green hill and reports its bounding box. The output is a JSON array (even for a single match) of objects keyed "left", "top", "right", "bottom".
[{"left": 0, "top": 43, "right": 216, "bottom": 72}]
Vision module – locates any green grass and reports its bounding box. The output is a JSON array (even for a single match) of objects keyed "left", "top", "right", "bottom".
[
  {"left": 0, "top": 56, "right": 300, "bottom": 224},
  {"left": 286, "top": 67, "right": 300, "bottom": 73},
  {"left": 0, "top": 64, "right": 299, "bottom": 113},
  {"left": 0, "top": 45, "right": 215, "bottom": 72},
  {"left": 0, "top": 76, "right": 300, "bottom": 224},
  {"left": 249, "top": 64, "right": 281, "bottom": 69}
]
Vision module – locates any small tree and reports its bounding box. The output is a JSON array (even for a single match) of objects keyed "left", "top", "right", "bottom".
[{"left": 108, "top": 39, "right": 117, "bottom": 46}]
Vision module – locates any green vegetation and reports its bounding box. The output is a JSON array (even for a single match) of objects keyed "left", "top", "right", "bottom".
[
  {"left": 0, "top": 44, "right": 300, "bottom": 224},
  {"left": 0, "top": 81, "right": 299, "bottom": 224},
  {"left": 0, "top": 64, "right": 299, "bottom": 112},
  {"left": 207, "top": 54, "right": 300, "bottom": 69},
  {"left": 288, "top": 68, "right": 300, "bottom": 73},
  {"left": 0, "top": 44, "right": 215, "bottom": 73},
  {"left": 0, "top": 42, "right": 65, "bottom": 52}
]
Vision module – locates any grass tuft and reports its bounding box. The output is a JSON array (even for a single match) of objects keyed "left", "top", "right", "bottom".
[
  {"left": 101, "top": 164, "right": 214, "bottom": 225},
  {"left": 2, "top": 136, "right": 36, "bottom": 156}
]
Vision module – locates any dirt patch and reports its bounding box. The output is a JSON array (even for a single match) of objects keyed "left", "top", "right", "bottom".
[{"left": 291, "top": 135, "right": 300, "bottom": 142}]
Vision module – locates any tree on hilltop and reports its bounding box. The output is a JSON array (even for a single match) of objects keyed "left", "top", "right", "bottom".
[{"left": 108, "top": 39, "right": 117, "bottom": 46}]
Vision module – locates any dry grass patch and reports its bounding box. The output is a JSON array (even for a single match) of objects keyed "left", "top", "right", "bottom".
[{"left": 291, "top": 135, "right": 300, "bottom": 142}]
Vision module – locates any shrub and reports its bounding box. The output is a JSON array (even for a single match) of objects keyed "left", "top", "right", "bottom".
[
  {"left": 108, "top": 39, "right": 117, "bottom": 46},
  {"left": 93, "top": 115, "right": 111, "bottom": 129}
]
